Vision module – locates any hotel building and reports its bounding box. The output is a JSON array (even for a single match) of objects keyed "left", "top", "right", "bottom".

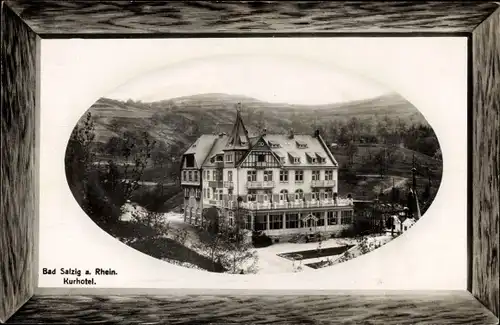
[{"left": 180, "top": 108, "right": 354, "bottom": 239}]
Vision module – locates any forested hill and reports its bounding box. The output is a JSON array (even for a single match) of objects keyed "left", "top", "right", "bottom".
[{"left": 84, "top": 92, "right": 440, "bottom": 161}]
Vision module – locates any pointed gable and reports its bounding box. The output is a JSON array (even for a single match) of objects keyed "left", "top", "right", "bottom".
[
  {"left": 225, "top": 106, "right": 250, "bottom": 150},
  {"left": 238, "top": 135, "right": 282, "bottom": 167},
  {"left": 182, "top": 134, "right": 218, "bottom": 168}
]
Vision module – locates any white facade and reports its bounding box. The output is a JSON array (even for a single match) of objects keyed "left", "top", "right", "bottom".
[{"left": 180, "top": 110, "right": 354, "bottom": 238}]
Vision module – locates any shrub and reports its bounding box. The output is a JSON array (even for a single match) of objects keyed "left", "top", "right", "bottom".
[{"left": 252, "top": 231, "right": 273, "bottom": 248}]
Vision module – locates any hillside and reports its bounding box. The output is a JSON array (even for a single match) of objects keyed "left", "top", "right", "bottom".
[{"left": 85, "top": 92, "right": 426, "bottom": 149}]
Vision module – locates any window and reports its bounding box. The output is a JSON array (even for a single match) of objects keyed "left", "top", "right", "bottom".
[
  {"left": 295, "top": 170, "right": 304, "bottom": 182},
  {"left": 316, "top": 212, "right": 325, "bottom": 226},
  {"left": 341, "top": 210, "right": 354, "bottom": 225},
  {"left": 286, "top": 214, "right": 299, "bottom": 229},
  {"left": 216, "top": 155, "right": 223, "bottom": 162},
  {"left": 293, "top": 157, "right": 301, "bottom": 164},
  {"left": 325, "top": 170, "right": 333, "bottom": 180},
  {"left": 213, "top": 170, "right": 217, "bottom": 181},
  {"left": 312, "top": 191, "right": 320, "bottom": 200},
  {"left": 227, "top": 170, "right": 233, "bottom": 182},
  {"left": 228, "top": 189, "right": 233, "bottom": 197},
  {"left": 248, "top": 190, "right": 257, "bottom": 201},
  {"left": 207, "top": 170, "right": 210, "bottom": 181},
  {"left": 279, "top": 189, "right": 288, "bottom": 201},
  {"left": 279, "top": 170, "right": 288, "bottom": 182},
  {"left": 225, "top": 154, "right": 233, "bottom": 162},
  {"left": 270, "top": 215, "right": 283, "bottom": 229},
  {"left": 254, "top": 215, "right": 266, "bottom": 231},
  {"left": 257, "top": 154, "right": 265, "bottom": 162},
  {"left": 203, "top": 188, "right": 207, "bottom": 199},
  {"left": 207, "top": 188, "right": 211, "bottom": 199},
  {"left": 296, "top": 141, "right": 308, "bottom": 149},
  {"left": 185, "top": 154, "right": 195, "bottom": 167},
  {"left": 264, "top": 170, "right": 273, "bottom": 181},
  {"left": 184, "top": 188, "right": 189, "bottom": 197},
  {"left": 183, "top": 171, "right": 187, "bottom": 181},
  {"left": 188, "top": 171, "right": 193, "bottom": 182},
  {"left": 194, "top": 171, "right": 198, "bottom": 182},
  {"left": 216, "top": 189, "right": 223, "bottom": 201},
  {"left": 312, "top": 170, "right": 320, "bottom": 181},
  {"left": 295, "top": 189, "right": 303, "bottom": 200},
  {"left": 327, "top": 211, "right": 338, "bottom": 225},
  {"left": 247, "top": 170, "right": 257, "bottom": 182},
  {"left": 268, "top": 140, "right": 281, "bottom": 148}
]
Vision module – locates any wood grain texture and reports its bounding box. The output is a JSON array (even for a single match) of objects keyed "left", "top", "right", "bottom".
[
  {"left": 472, "top": 8, "right": 500, "bottom": 318},
  {"left": 6, "top": 292, "right": 500, "bottom": 324},
  {"left": 0, "top": 3, "right": 38, "bottom": 324},
  {"left": 4, "top": 1, "right": 500, "bottom": 35}
]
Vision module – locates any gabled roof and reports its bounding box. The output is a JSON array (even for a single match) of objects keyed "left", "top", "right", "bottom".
[
  {"left": 183, "top": 134, "right": 218, "bottom": 168},
  {"left": 202, "top": 135, "right": 230, "bottom": 167},
  {"left": 262, "top": 134, "right": 337, "bottom": 168},
  {"left": 237, "top": 134, "right": 282, "bottom": 167},
  {"left": 225, "top": 108, "right": 250, "bottom": 150}
]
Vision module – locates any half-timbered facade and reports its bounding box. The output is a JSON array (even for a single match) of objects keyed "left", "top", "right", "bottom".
[{"left": 180, "top": 108, "right": 355, "bottom": 239}]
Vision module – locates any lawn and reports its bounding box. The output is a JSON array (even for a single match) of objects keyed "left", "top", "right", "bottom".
[
  {"left": 277, "top": 245, "right": 354, "bottom": 261},
  {"left": 129, "top": 237, "right": 226, "bottom": 273}
]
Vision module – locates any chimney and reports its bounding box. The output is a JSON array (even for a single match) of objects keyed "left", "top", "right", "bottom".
[
  {"left": 288, "top": 129, "right": 295, "bottom": 139},
  {"left": 314, "top": 129, "right": 320, "bottom": 138},
  {"left": 262, "top": 128, "right": 267, "bottom": 136}
]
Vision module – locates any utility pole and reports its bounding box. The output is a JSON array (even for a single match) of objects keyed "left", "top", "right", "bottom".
[{"left": 411, "top": 153, "right": 417, "bottom": 193}]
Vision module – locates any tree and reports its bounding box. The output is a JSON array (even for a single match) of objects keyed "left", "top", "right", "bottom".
[
  {"left": 194, "top": 228, "right": 230, "bottom": 272},
  {"left": 65, "top": 112, "right": 97, "bottom": 213},
  {"left": 65, "top": 112, "right": 157, "bottom": 227},
  {"left": 347, "top": 117, "right": 361, "bottom": 143},
  {"left": 203, "top": 207, "right": 220, "bottom": 234},
  {"left": 345, "top": 141, "right": 358, "bottom": 166},
  {"left": 130, "top": 208, "right": 170, "bottom": 239},
  {"left": 151, "top": 141, "right": 171, "bottom": 170},
  {"left": 374, "top": 149, "right": 388, "bottom": 177},
  {"left": 222, "top": 229, "right": 259, "bottom": 274}
]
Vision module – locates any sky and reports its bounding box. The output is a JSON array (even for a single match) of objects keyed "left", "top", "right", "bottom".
[{"left": 106, "top": 54, "right": 392, "bottom": 105}]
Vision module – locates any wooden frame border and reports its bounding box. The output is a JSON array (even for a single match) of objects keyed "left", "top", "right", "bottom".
[{"left": 1, "top": 1, "right": 498, "bottom": 323}]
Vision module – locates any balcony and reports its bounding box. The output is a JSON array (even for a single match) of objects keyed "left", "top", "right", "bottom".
[
  {"left": 239, "top": 198, "right": 353, "bottom": 210},
  {"left": 205, "top": 197, "right": 354, "bottom": 211},
  {"left": 208, "top": 181, "right": 223, "bottom": 188},
  {"left": 223, "top": 181, "right": 234, "bottom": 189},
  {"left": 181, "top": 180, "right": 200, "bottom": 186},
  {"left": 311, "top": 180, "right": 336, "bottom": 188},
  {"left": 246, "top": 181, "right": 275, "bottom": 189}
]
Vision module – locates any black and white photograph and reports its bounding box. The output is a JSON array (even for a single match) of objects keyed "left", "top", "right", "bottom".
[
  {"left": 61, "top": 41, "right": 446, "bottom": 276},
  {"left": 2, "top": 1, "right": 499, "bottom": 324}
]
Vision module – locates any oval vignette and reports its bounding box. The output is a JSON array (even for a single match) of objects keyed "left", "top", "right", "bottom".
[{"left": 64, "top": 55, "right": 443, "bottom": 275}]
